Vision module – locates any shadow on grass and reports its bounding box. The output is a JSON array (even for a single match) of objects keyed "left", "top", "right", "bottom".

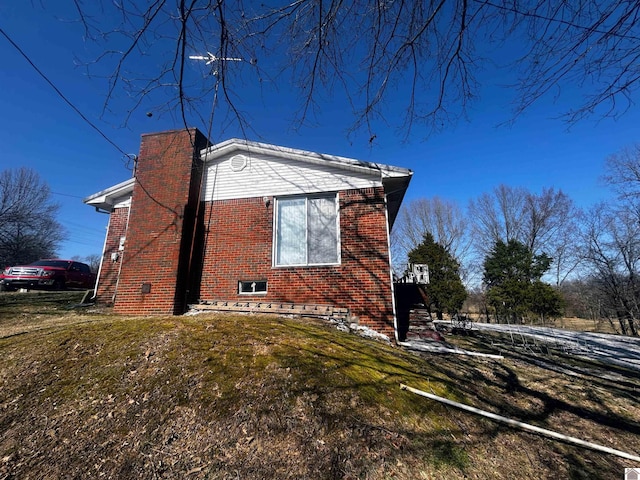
[{"left": 0, "top": 309, "right": 634, "bottom": 479}]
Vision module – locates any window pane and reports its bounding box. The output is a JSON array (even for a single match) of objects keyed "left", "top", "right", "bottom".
[
  {"left": 239, "top": 280, "right": 267, "bottom": 294},
  {"left": 276, "top": 198, "right": 306, "bottom": 265},
  {"left": 308, "top": 196, "right": 338, "bottom": 264}
]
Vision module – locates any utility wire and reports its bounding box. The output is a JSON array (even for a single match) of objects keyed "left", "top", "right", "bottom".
[
  {"left": 0, "top": 26, "right": 130, "bottom": 159},
  {"left": 51, "top": 191, "right": 85, "bottom": 199}
]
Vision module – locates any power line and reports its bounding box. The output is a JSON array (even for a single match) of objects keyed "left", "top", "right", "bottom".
[
  {"left": 51, "top": 191, "right": 85, "bottom": 199},
  {"left": 63, "top": 238, "right": 103, "bottom": 247},
  {"left": 62, "top": 219, "right": 106, "bottom": 234},
  {"left": 0, "top": 26, "right": 130, "bottom": 159}
]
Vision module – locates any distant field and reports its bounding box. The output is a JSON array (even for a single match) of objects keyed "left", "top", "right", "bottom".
[
  {"left": 555, "top": 317, "right": 619, "bottom": 334},
  {"left": 466, "top": 313, "right": 620, "bottom": 335}
]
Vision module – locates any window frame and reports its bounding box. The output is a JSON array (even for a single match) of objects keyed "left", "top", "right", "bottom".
[
  {"left": 273, "top": 193, "right": 341, "bottom": 267},
  {"left": 238, "top": 280, "right": 268, "bottom": 295}
]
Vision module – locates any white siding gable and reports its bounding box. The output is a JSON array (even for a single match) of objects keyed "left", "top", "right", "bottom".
[{"left": 202, "top": 150, "right": 382, "bottom": 201}]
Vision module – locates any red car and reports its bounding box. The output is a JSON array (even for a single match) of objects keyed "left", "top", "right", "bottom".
[{"left": 0, "top": 259, "right": 96, "bottom": 292}]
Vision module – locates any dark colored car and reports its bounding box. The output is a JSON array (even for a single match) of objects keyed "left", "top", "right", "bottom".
[{"left": 0, "top": 259, "right": 96, "bottom": 292}]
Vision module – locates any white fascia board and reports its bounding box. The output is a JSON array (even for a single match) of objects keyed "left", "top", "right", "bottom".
[
  {"left": 200, "top": 138, "right": 412, "bottom": 179},
  {"left": 83, "top": 177, "right": 135, "bottom": 209}
]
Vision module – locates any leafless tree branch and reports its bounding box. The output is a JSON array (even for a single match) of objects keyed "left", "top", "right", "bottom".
[{"left": 63, "top": 0, "right": 640, "bottom": 140}]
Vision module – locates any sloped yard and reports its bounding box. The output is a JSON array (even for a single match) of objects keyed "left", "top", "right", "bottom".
[{"left": 1, "top": 291, "right": 639, "bottom": 479}]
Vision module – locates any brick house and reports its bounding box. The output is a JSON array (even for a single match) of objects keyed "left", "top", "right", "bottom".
[{"left": 84, "top": 129, "right": 412, "bottom": 340}]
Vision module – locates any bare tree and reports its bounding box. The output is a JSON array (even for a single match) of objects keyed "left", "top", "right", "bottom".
[
  {"left": 468, "top": 185, "right": 527, "bottom": 252},
  {"left": 0, "top": 168, "right": 66, "bottom": 267},
  {"left": 469, "top": 185, "right": 580, "bottom": 285},
  {"left": 546, "top": 221, "right": 583, "bottom": 286},
  {"left": 391, "top": 196, "right": 476, "bottom": 285},
  {"left": 572, "top": 143, "right": 640, "bottom": 335},
  {"left": 523, "top": 187, "right": 583, "bottom": 284},
  {"left": 579, "top": 203, "right": 639, "bottom": 336},
  {"left": 393, "top": 197, "right": 469, "bottom": 260},
  {"left": 602, "top": 144, "right": 640, "bottom": 224},
  {"left": 71, "top": 253, "right": 101, "bottom": 272},
  {"left": 59, "top": 1, "right": 640, "bottom": 139},
  {"left": 84, "top": 253, "right": 102, "bottom": 273}
]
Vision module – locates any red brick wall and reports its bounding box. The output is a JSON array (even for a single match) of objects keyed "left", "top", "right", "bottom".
[
  {"left": 96, "top": 206, "right": 129, "bottom": 304},
  {"left": 199, "top": 187, "right": 396, "bottom": 336},
  {"left": 112, "top": 129, "right": 209, "bottom": 315}
]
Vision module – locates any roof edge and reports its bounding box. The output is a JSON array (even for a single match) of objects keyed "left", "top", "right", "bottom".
[
  {"left": 83, "top": 177, "right": 135, "bottom": 207},
  {"left": 200, "top": 138, "right": 413, "bottom": 178}
]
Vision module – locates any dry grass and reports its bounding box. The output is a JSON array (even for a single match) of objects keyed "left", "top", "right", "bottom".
[
  {"left": 556, "top": 317, "right": 619, "bottom": 334},
  {"left": 1, "top": 291, "right": 639, "bottom": 479},
  {"left": 469, "top": 314, "right": 620, "bottom": 334}
]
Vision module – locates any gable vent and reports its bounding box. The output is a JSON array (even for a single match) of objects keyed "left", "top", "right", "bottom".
[{"left": 230, "top": 154, "right": 248, "bottom": 172}]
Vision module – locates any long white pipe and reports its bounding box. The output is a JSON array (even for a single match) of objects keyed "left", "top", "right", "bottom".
[
  {"left": 397, "top": 342, "right": 504, "bottom": 359},
  {"left": 400, "top": 383, "right": 640, "bottom": 462},
  {"left": 90, "top": 213, "right": 111, "bottom": 300}
]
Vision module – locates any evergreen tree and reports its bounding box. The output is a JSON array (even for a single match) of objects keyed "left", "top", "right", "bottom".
[
  {"left": 408, "top": 233, "right": 467, "bottom": 320},
  {"left": 483, "top": 239, "right": 563, "bottom": 322},
  {"left": 529, "top": 281, "right": 565, "bottom": 324}
]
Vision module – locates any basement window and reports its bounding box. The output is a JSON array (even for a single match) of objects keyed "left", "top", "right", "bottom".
[{"left": 238, "top": 280, "right": 267, "bottom": 295}]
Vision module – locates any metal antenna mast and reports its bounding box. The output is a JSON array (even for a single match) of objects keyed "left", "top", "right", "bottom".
[{"left": 189, "top": 52, "right": 243, "bottom": 75}]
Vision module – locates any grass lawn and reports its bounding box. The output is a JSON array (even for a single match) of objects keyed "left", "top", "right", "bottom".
[{"left": 1, "top": 291, "right": 639, "bottom": 479}]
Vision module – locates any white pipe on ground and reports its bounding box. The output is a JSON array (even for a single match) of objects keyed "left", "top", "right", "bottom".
[
  {"left": 398, "top": 342, "right": 504, "bottom": 359},
  {"left": 400, "top": 383, "right": 640, "bottom": 462}
]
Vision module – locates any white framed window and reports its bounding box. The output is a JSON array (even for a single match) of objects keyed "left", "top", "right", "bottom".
[
  {"left": 274, "top": 194, "right": 340, "bottom": 267},
  {"left": 239, "top": 280, "right": 267, "bottom": 294}
]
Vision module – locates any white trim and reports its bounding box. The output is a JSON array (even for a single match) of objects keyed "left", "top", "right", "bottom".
[
  {"left": 83, "top": 177, "right": 135, "bottom": 210},
  {"left": 272, "top": 193, "right": 341, "bottom": 268},
  {"left": 201, "top": 138, "right": 411, "bottom": 179},
  {"left": 114, "top": 197, "right": 131, "bottom": 208},
  {"left": 335, "top": 191, "right": 342, "bottom": 265}
]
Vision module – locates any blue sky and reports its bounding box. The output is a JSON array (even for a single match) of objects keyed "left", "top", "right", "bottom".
[{"left": 1, "top": 3, "right": 638, "bottom": 261}]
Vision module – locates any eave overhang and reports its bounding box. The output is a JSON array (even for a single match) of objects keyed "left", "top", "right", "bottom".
[{"left": 83, "top": 177, "right": 135, "bottom": 212}]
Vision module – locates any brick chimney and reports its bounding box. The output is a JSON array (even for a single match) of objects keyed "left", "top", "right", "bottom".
[{"left": 113, "top": 128, "right": 209, "bottom": 315}]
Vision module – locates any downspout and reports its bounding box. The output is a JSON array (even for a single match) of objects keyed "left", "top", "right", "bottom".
[
  {"left": 383, "top": 190, "right": 399, "bottom": 343},
  {"left": 383, "top": 183, "right": 411, "bottom": 344},
  {"left": 90, "top": 210, "right": 112, "bottom": 300}
]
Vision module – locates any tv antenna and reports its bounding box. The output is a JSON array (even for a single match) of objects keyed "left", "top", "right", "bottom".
[{"left": 189, "top": 52, "right": 243, "bottom": 76}]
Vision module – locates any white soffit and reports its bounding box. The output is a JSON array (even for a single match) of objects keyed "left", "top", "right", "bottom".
[{"left": 83, "top": 177, "right": 135, "bottom": 210}]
